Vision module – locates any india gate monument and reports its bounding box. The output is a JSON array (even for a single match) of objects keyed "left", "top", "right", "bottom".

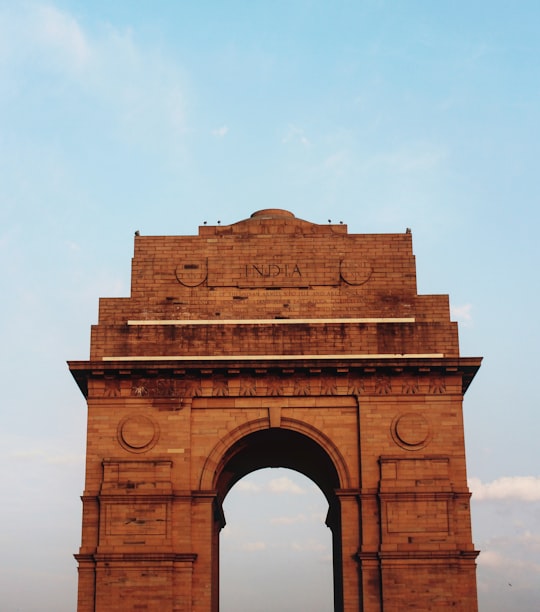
[{"left": 69, "top": 209, "right": 481, "bottom": 611}]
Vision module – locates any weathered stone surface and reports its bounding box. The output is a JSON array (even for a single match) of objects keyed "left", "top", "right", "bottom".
[{"left": 70, "top": 209, "right": 480, "bottom": 611}]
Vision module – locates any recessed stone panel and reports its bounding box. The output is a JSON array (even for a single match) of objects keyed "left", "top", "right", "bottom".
[
  {"left": 107, "top": 503, "right": 168, "bottom": 537},
  {"left": 387, "top": 500, "right": 449, "bottom": 534}
]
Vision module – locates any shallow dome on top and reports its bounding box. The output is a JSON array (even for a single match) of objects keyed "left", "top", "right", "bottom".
[{"left": 249, "top": 209, "right": 296, "bottom": 219}]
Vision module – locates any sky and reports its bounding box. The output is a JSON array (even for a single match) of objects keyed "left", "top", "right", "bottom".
[{"left": 0, "top": 0, "right": 539, "bottom": 610}]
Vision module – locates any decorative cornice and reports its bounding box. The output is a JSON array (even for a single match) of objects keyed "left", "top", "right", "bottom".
[{"left": 69, "top": 357, "right": 481, "bottom": 399}]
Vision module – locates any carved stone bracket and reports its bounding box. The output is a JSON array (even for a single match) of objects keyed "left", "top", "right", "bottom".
[{"left": 89, "top": 371, "right": 454, "bottom": 399}]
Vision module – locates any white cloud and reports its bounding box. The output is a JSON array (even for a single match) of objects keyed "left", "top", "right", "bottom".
[
  {"left": 65, "top": 240, "right": 81, "bottom": 252},
  {"left": 268, "top": 476, "right": 306, "bottom": 495},
  {"left": 34, "top": 5, "right": 91, "bottom": 72},
  {"left": 451, "top": 303, "right": 473, "bottom": 325},
  {"left": 235, "top": 480, "right": 262, "bottom": 493},
  {"left": 221, "top": 524, "right": 232, "bottom": 538},
  {"left": 477, "top": 550, "right": 507, "bottom": 571},
  {"left": 478, "top": 549, "right": 540, "bottom": 574},
  {"left": 469, "top": 476, "right": 540, "bottom": 501},
  {"left": 0, "top": 4, "right": 188, "bottom": 143},
  {"left": 291, "top": 539, "right": 327, "bottom": 553},
  {"left": 282, "top": 124, "right": 311, "bottom": 147},
  {"left": 212, "top": 125, "right": 229, "bottom": 137},
  {"left": 472, "top": 485, "right": 540, "bottom": 603},
  {"left": 270, "top": 513, "right": 307, "bottom": 525},
  {"left": 478, "top": 549, "right": 504, "bottom": 569},
  {"left": 323, "top": 150, "right": 350, "bottom": 176},
  {"left": 10, "top": 447, "right": 84, "bottom": 466},
  {"left": 0, "top": 4, "right": 91, "bottom": 76},
  {"left": 234, "top": 475, "right": 307, "bottom": 495}
]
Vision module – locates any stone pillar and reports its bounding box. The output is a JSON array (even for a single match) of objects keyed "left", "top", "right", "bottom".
[
  {"left": 191, "top": 492, "right": 217, "bottom": 612},
  {"left": 336, "top": 490, "right": 362, "bottom": 612}
]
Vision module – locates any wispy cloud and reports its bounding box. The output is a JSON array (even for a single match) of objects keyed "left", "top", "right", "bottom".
[
  {"left": 270, "top": 512, "right": 326, "bottom": 525},
  {"left": 33, "top": 5, "right": 91, "bottom": 72},
  {"left": 478, "top": 548, "right": 540, "bottom": 575},
  {"left": 0, "top": 4, "right": 188, "bottom": 144},
  {"left": 469, "top": 476, "right": 540, "bottom": 501},
  {"left": 282, "top": 124, "right": 311, "bottom": 147},
  {"left": 10, "top": 449, "right": 84, "bottom": 465},
  {"left": 451, "top": 303, "right": 473, "bottom": 326},
  {"left": 235, "top": 475, "right": 306, "bottom": 495},
  {"left": 291, "top": 539, "right": 327, "bottom": 553},
  {"left": 472, "top": 481, "right": 540, "bottom": 603},
  {"left": 322, "top": 150, "right": 350, "bottom": 177},
  {"left": 212, "top": 125, "right": 229, "bottom": 137},
  {"left": 270, "top": 513, "right": 307, "bottom": 525},
  {"left": 268, "top": 476, "right": 306, "bottom": 494},
  {"left": 478, "top": 549, "right": 507, "bottom": 569},
  {"left": 235, "top": 480, "right": 262, "bottom": 493}
]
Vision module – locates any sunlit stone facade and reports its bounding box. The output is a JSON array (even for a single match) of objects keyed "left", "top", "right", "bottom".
[{"left": 70, "top": 209, "right": 480, "bottom": 611}]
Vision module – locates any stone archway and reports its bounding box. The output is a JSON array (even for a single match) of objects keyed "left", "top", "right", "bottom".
[
  {"left": 70, "top": 209, "right": 481, "bottom": 611},
  {"left": 211, "top": 427, "right": 344, "bottom": 611}
]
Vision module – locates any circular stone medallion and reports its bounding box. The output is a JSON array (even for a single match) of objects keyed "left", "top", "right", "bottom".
[
  {"left": 119, "top": 415, "right": 158, "bottom": 452},
  {"left": 175, "top": 259, "right": 208, "bottom": 287},
  {"left": 392, "top": 412, "right": 431, "bottom": 449},
  {"left": 339, "top": 259, "right": 373, "bottom": 285}
]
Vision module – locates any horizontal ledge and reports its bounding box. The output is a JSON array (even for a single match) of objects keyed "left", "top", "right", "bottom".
[
  {"left": 102, "top": 353, "right": 444, "bottom": 362},
  {"left": 88, "top": 552, "right": 198, "bottom": 563},
  {"left": 356, "top": 550, "right": 480, "bottom": 561},
  {"left": 127, "top": 317, "right": 416, "bottom": 325}
]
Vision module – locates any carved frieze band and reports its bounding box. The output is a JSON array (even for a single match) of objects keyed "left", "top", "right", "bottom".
[
  {"left": 174, "top": 257, "right": 373, "bottom": 288},
  {"left": 96, "top": 373, "right": 449, "bottom": 399}
]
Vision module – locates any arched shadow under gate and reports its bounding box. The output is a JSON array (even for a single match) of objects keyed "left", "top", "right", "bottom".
[{"left": 209, "top": 428, "right": 345, "bottom": 612}]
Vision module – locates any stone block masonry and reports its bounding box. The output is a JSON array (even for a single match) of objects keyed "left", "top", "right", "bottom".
[{"left": 70, "top": 208, "right": 481, "bottom": 611}]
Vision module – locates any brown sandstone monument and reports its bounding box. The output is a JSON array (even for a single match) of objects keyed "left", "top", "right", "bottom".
[{"left": 69, "top": 209, "right": 481, "bottom": 611}]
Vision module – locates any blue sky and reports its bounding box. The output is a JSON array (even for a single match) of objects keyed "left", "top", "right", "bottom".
[{"left": 0, "top": 1, "right": 539, "bottom": 610}]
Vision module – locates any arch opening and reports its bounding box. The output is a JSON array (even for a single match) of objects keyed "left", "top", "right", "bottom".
[
  {"left": 220, "top": 468, "right": 333, "bottom": 612},
  {"left": 213, "top": 428, "right": 344, "bottom": 611}
]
